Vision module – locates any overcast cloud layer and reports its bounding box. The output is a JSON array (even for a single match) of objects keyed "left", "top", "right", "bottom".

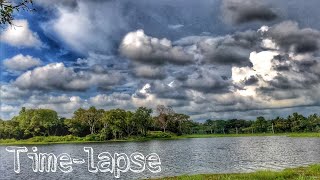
[{"left": 1, "top": 0, "right": 319, "bottom": 120}]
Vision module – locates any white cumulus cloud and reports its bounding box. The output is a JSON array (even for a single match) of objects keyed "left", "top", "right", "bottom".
[
  {"left": 0, "top": 19, "right": 43, "bottom": 48},
  {"left": 3, "top": 54, "right": 42, "bottom": 71}
]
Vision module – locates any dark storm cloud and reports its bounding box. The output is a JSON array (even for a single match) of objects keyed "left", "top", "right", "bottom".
[
  {"left": 270, "top": 73, "right": 320, "bottom": 90},
  {"left": 267, "top": 21, "right": 320, "bottom": 54},
  {"left": 221, "top": 0, "right": 278, "bottom": 25},
  {"left": 179, "top": 67, "right": 231, "bottom": 93},
  {"left": 196, "top": 30, "right": 260, "bottom": 66},
  {"left": 173, "top": 30, "right": 260, "bottom": 67},
  {"left": 258, "top": 86, "right": 301, "bottom": 100},
  {"left": 175, "top": 72, "right": 189, "bottom": 81},
  {"left": 258, "top": 56, "right": 320, "bottom": 97},
  {"left": 273, "top": 64, "right": 291, "bottom": 71},
  {"left": 243, "top": 75, "right": 259, "bottom": 86},
  {"left": 202, "top": 46, "right": 251, "bottom": 66},
  {"left": 149, "top": 81, "right": 190, "bottom": 100},
  {"left": 271, "top": 55, "right": 292, "bottom": 71},
  {"left": 295, "top": 60, "right": 318, "bottom": 71}
]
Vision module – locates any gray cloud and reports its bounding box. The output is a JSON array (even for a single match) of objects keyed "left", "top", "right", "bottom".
[
  {"left": 89, "top": 92, "right": 133, "bottom": 109},
  {"left": 175, "top": 30, "right": 260, "bottom": 66},
  {"left": 242, "top": 75, "right": 259, "bottom": 86},
  {"left": 132, "top": 64, "right": 167, "bottom": 80},
  {"left": 3, "top": 54, "right": 42, "bottom": 71},
  {"left": 14, "top": 63, "right": 124, "bottom": 91},
  {"left": 182, "top": 67, "right": 231, "bottom": 93},
  {"left": 221, "top": 0, "right": 278, "bottom": 25},
  {"left": 267, "top": 21, "right": 320, "bottom": 54},
  {"left": 149, "top": 81, "right": 190, "bottom": 101},
  {"left": 120, "top": 30, "right": 194, "bottom": 65},
  {"left": 246, "top": 51, "right": 320, "bottom": 105}
]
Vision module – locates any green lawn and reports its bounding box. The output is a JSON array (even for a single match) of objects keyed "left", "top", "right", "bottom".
[
  {"left": 153, "top": 164, "right": 320, "bottom": 180},
  {"left": 0, "top": 132, "right": 319, "bottom": 145}
]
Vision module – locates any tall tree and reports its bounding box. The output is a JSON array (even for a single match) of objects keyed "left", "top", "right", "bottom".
[
  {"left": 15, "top": 107, "right": 59, "bottom": 137},
  {"left": 132, "top": 107, "right": 153, "bottom": 136},
  {"left": 156, "top": 105, "right": 174, "bottom": 132},
  {"left": 253, "top": 116, "right": 268, "bottom": 133},
  {"left": 72, "top": 107, "right": 104, "bottom": 135},
  {"left": 170, "top": 113, "right": 190, "bottom": 134},
  {"left": 102, "top": 109, "right": 127, "bottom": 139}
]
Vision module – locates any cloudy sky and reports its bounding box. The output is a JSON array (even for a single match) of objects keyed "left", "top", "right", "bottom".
[{"left": 1, "top": 0, "right": 320, "bottom": 121}]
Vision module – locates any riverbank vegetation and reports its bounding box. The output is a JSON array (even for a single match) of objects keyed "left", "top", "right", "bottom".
[
  {"left": 0, "top": 105, "right": 319, "bottom": 144},
  {"left": 2, "top": 132, "right": 320, "bottom": 145},
  {"left": 154, "top": 164, "right": 320, "bottom": 180}
]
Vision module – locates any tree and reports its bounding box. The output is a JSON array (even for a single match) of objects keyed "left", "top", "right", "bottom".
[
  {"left": 0, "top": 119, "right": 22, "bottom": 139},
  {"left": 156, "top": 105, "right": 174, "bottom": 132},
  {"left": 102, "top": 109, "right": 127, "bottom": 139},
  {"left": 72, "top": 107, "right": 104, "bottom": 135},
  {"left": 290, "top": 112, "right": 307, "bottom": 132},
  {"left": 14, "top": 107, "right": 59, "bottom": 137},
  {"left": 215, "top": 120, "right": 227, "bottom": 134},
  {"left": 253, "top": 116, "right": 268, "bottom": 133},
  {"left": 64, "top": 118, "right": 89, "bottom": 137},
  {"left": 272, "top": 117, "right": 287, "bottom": 133},
  {"left": 124, "top": 111, "right": 135, "bottom": 136},
  {"left": 170, "top": 113, "right": 190, "bottom": 134},
  {"left": 307, "top": 114, "right": 320, "bottom": 132},
  {"left": 132, "top": 107, "right": 153, "bottom": 136},
  {"left": 1, "top": 0, "right": 34, "bottom": 26},
  {"left": 204, "top": 119, "right": 215, "bottom": 134}
]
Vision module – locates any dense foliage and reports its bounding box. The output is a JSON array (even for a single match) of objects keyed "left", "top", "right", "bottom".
[
  {"left": 0, "top": 105, "right": 319, "bottom": 140},
  {"left": 1, "top": 0, "right": 34, "bottom": 26}
]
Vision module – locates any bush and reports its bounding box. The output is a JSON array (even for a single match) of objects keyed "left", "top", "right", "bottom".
[
  {"left": 84, "top": 134, "right": 103, "bottom": 141},
  {"left": 0, "top": 138, "right": 16, "bottom": 143},
  {"left": 147, "top": 131, "right": 173, "bottom": 138},
  {"left": 60, "top": 135, "right": 81, "bottom": 141},
  {"left": 28, "top": 135, "right": 81, "bottom": 142},
  {"left": 28, "top": 136, "right": 45, "bottom": 142}
]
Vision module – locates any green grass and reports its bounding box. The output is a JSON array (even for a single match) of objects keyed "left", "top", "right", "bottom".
[
  {"left": 153, "top": 164, "right": 320, "bottom": 180},
  {"left": 0, "top": 132, "right": 319, "bottom": 145},
  {"left": 177, "top": 133, "right": 281, "bottom": 138},
  {"left": 286, "top": 132, "right": 320, "bottom": 138},
  {"left": 176, "top": 132, "right": 320, "bottom": 139}
]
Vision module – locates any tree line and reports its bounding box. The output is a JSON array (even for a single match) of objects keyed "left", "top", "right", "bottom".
[
  {"left": 0, "top": 105, "right": 319, "bottom": 140},
  {"left": 202, "top": 113, "right": 320, "bottom": 134}
]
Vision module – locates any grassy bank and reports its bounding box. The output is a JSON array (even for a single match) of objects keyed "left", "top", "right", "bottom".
[
  {"left": 0, "top": 132, "right": 319, "bottom": 145},
  {"left": 153, "top": 164, "right": 320, "bottom": 180},
  {"left": 0, "top": 132, "right": 176, "bottom": 145},
  {"left": 178, "top": 132, "right": 320, "bottom": 138},
  {"left": 286, "top": 132, "right": 320, "bottom": 138}
]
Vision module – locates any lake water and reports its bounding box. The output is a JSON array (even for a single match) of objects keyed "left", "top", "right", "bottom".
[{"left": 1, "top": 136, "right": 320, "bottom": 179}]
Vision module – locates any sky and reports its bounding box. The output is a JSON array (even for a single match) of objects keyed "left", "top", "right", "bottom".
[{"left": 1, "top": 0, "right": 320, "bottom": 121}]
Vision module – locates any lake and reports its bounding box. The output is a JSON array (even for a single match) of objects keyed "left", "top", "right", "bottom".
[{"left": 1, "top": 136, "right": 320, "bottom": 179}]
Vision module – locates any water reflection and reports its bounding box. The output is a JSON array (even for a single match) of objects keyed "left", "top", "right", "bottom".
[{"left": 1, "top": 136, "right": 320, "bottom": 179}]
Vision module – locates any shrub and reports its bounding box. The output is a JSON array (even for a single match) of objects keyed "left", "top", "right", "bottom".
[
  {"left": 147, "top": 131, "right": 173, "bottom": 138},
  {"left": 84, "top": 134, "right": 102, "bottom": 141}
]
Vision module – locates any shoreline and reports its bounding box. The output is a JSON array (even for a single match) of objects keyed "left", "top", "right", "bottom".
[
  {"left": 152, "top": 164, "right": 320, "bottom": 180},
  {"left": 0, "top": 132, "right": 319, "bottom": 146}
]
